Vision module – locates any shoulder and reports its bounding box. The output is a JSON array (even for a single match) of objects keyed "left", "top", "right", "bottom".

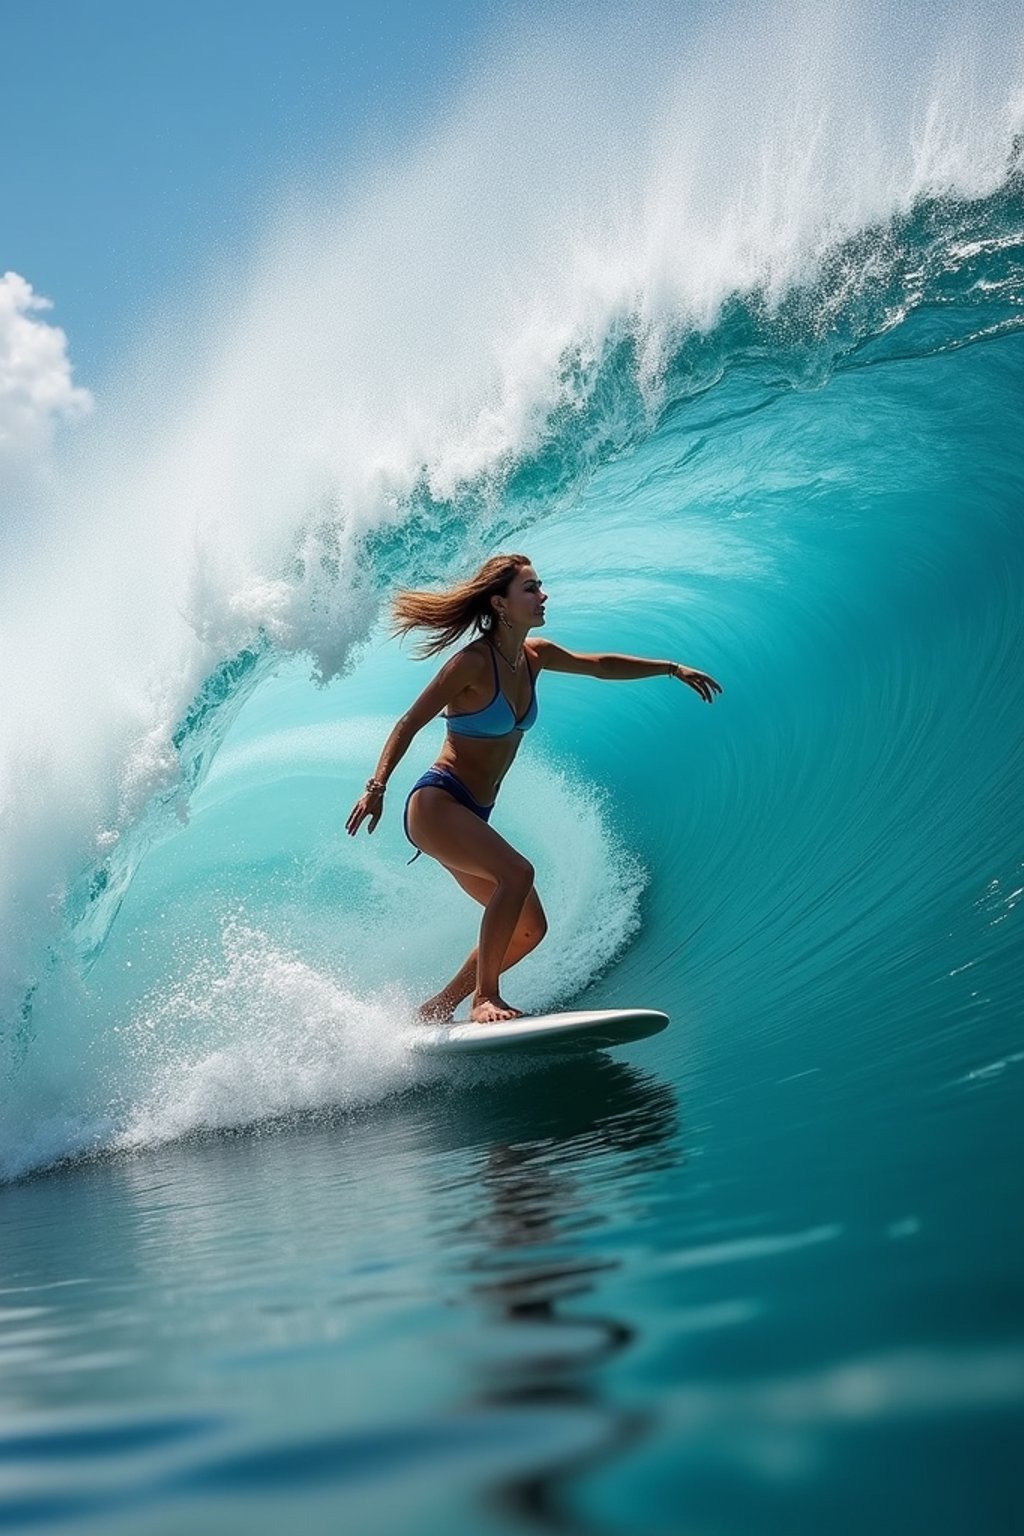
[
  {"left": 526, "top": 637, "right": 555, "bottom": 671},
  {"left": 440, "top": 639, "right": 491, "bottom": 687},
  {"left": 459, "top": 638, "right": 492, "bottom": 671}
]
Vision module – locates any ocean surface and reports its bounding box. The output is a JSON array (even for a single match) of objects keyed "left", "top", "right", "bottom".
[{"left": 2, "top": 3, "right": 1023, "bottom": 1530}]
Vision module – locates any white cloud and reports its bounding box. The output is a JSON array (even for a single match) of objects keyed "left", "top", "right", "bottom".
[{"left": 0, "top": 271, "right": 93, "bottom": 472}]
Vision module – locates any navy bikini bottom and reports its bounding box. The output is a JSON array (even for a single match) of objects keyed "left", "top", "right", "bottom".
[{"left": 403, "top": 766, "right": 494, "bottom": 863}]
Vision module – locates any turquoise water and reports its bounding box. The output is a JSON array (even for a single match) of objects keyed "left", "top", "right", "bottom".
[{"left": 3, "top": 5, "right": 1024, "bottom": 1529}]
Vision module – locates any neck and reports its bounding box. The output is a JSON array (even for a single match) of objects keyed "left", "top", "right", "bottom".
[{"left": 490, "top": 625, "right": 529, "bottom": 663}]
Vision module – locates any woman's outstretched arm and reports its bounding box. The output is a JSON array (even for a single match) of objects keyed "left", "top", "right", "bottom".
[{"left": 532, "top": 638, "right": 722, "bottom": 703}]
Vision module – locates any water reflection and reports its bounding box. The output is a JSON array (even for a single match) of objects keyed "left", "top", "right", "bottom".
[
  {"left": 0, "top": 1049, "right": 681, "bottom": 1535},
  {"left": 439, "top": 1058, "right": 680, "bottom": 1533}
]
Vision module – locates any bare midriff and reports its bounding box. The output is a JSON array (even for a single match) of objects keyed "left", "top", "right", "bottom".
[{"left": 430, "top": 640, "right": 535, "bottom": 806}]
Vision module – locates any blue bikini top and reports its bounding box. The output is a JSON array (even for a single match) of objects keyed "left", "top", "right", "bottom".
[{"left": 444, "top": 643, "right": 538, "bottom": 738}]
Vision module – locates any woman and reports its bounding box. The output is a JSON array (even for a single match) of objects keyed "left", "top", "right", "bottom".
[{"left": 346, "top": 553, "right": 722, "bottom": 1024}]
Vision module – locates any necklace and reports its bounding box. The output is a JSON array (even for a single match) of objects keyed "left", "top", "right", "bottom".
[{"left": 491, "top": 636, "right": 523, "bottom": 672}]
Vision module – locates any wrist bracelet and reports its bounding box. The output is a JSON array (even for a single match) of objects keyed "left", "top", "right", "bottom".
[{"left": 365, "top": 777, "right": 386, "bottom": 795}]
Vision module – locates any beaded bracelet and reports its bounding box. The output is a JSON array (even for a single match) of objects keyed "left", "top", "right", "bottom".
[{"left": 365, "top": 777, "right": 387, "bottom": 795}]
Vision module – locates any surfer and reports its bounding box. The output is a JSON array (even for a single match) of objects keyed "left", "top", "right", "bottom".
[{"left": 345, "top": 553, "right": 722, "bottom": 1024}]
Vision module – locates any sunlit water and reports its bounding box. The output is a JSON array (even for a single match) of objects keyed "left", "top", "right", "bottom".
[{"left": 3, "top": 1, "right": 1024, "bottom": 1529}]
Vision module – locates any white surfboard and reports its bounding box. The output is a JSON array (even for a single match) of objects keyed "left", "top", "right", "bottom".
[{"left": 407, "top": 1007, "right": 669, "bottom": 1056}]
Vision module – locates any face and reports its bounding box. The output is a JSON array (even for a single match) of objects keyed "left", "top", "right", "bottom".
[{"left": 494, "top": 564, "right": 547, "bottom": 630}]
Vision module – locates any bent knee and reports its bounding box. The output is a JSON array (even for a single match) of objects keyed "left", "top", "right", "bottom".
[{"left": 499, "top": 855, "right": 534, "bottom": 891}]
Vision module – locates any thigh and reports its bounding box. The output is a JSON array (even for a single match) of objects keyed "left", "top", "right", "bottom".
[{"left": 406, "top": 786, "right": 531, "bottom": 884}]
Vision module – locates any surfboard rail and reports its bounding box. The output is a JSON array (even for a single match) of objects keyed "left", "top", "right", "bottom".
[{"left": 407, "top": 1007, "right": 669, "bottom": 1056}]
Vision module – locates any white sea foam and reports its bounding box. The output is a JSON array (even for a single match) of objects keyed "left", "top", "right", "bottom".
[{"left": 112, "top": 920, "right": 425, "bottom": 1152}]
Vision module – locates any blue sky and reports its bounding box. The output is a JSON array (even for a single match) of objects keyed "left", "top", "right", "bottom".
[{"left": 2, "top": 0, "right": 513, "bottom": 393}]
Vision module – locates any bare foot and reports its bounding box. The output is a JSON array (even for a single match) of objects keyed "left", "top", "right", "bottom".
[{"left": 470, "top": 993, "right": 524, "bottom": 1024}]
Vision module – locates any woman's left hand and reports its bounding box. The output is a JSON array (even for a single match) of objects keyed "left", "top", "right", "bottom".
[{"left": 671, "top": 664, "right": 722, "bottom": 703}]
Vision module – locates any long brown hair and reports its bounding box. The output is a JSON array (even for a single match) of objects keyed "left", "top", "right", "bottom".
[{"left": 391, "top": 552, "right": 531, "bottom": 659}]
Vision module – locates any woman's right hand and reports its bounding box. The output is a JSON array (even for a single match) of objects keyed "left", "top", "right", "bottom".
[{"left": 346, "top": 788, "right": 384, "bottom": 836}]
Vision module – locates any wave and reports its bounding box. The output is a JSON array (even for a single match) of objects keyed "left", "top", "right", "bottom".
[{"left": 2, "top": 0, "right": 1023, "bottom": 1179}]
